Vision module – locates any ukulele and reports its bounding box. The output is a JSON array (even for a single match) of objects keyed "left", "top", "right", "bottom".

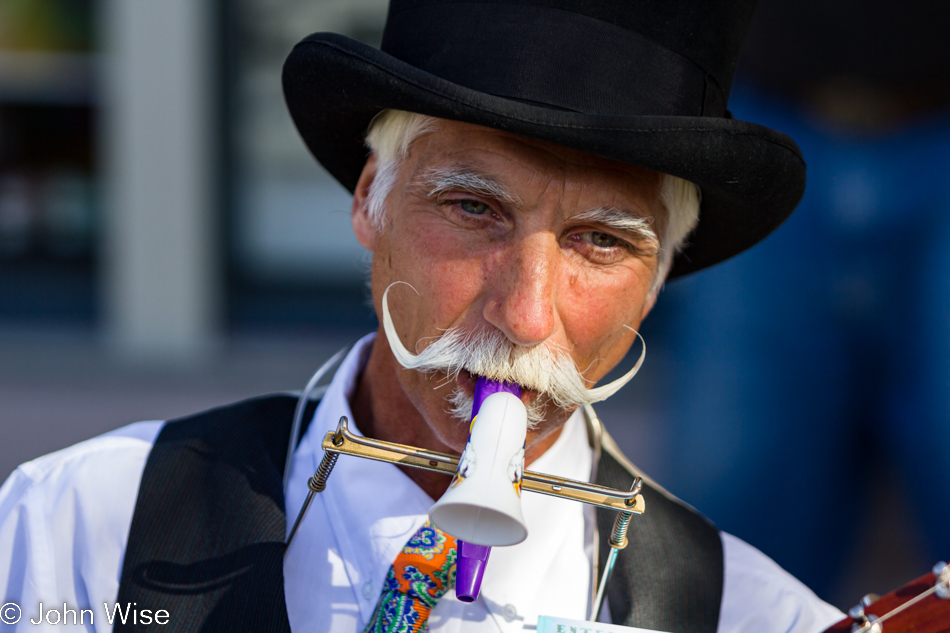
[{"left": 823, "top": 562, "right": 950, "bottom": 632}]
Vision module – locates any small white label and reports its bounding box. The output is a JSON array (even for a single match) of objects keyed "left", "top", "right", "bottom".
[{"left": 536, "top": 615, "right": 669, "bottom": 633}]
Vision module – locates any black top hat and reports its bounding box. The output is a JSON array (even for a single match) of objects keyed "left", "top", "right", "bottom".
[{"left": 282, "top": 0, "right": 804, "bottom": 277}]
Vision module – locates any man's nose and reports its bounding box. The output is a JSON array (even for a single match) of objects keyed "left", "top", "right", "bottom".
[{"left": 483, "top": 234, "right": 558, "bottom": 347}]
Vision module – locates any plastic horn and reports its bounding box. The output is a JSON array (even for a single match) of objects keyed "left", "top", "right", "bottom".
[
  {"left": 452, "top": 378, "right": 524, "bottom": 602},
  {"left": 429, "top": 377, "right": 527, "bottom": 591}
]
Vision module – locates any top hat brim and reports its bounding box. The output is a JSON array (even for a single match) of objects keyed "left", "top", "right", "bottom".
[{"left": 283, "top": 33, "right": 805, "bottom": 278}]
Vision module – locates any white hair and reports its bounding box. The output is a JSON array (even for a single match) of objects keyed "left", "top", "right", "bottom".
[
  {"left": 364, "top": 109, "right": 700, "bottom": 295},
  {"left": 364, "top": 110, "right": 438, "bottom": 229},
  {"left": 656, "top": 171, "right": 702, "bottom": 286}
]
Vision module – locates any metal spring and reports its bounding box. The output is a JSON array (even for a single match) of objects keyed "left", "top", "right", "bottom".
[
  {"left": 609, "top": 510, "right": 633, "bottom": 549},
  {"left": 308, "top": 451, "right": 340, "bottom": 493}
]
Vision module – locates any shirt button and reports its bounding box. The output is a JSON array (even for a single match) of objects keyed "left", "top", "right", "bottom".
[
  {"left": 502, "top": 604, "right": 518, "bottom": 622},
  {"left": 362, "top": 580, "right": 374, "bottom": 600}
]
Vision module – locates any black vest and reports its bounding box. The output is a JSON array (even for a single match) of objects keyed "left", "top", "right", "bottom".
[{"left": 116, "top": 395, "right": 722, "bottom": 632}]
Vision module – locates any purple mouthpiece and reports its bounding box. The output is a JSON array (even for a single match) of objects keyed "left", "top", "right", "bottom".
[
  {"left": 456, "top": 540, "right": 491, "bottom": 603},
  {"left": 472, "top": 376, "right": 522, "bottom": 415},
  {"left": 455, "top": 377, "right": 522, "bottom": 602}
]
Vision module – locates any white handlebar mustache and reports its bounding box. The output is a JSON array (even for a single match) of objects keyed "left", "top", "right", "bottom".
[{"left": 380, "top": 282, "right": 646, "bottom": 409}]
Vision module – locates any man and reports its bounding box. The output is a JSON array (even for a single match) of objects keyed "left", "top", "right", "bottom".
[{"left": 0, "top": 1, "right": 844, "bottom": 632}]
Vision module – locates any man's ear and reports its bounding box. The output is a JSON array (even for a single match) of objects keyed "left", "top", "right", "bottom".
[{"left": 352, "top": 154, "right": 379, "bottom": 251}]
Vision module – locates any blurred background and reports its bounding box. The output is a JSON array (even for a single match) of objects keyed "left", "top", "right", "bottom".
[{"left": 0, "top": 0, "right": 946, "bottom": 614}]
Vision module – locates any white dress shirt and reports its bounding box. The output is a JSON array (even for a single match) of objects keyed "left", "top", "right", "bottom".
[{"left": 0, "top": 334, "right": 843, "bottom": 632}]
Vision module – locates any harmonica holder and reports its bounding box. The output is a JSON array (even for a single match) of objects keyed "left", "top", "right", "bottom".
[{"left": 285, "top": 416, "right": 643, "bottom": 617}]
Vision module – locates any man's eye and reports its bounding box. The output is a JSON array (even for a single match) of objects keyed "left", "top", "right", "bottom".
[
  {"left": 458, "top": 199, "right": 490, "bottom": 215},
  {"left": 589, "top": 231, "right": 619, "bottom": 248}
]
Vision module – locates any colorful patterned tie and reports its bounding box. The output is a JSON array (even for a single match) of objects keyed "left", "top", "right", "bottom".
[{"left": 363, "top": 521, "right": 458, "bottom": 633}]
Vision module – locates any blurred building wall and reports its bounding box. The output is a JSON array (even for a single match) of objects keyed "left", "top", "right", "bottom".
[
  {"left": 0, "top": 1, "right": 388, "bottom": 357},
  {"left": 99, "top": 0, "right": 221, "bottom": 359},
  {"left": 226, "top": 0, "right": 386, "bottom": 333},
  {"left": 0, "top": 0, "right": 97, "bottom": 325}
]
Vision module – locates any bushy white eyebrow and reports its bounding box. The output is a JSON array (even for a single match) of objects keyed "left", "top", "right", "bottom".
[
  {"left": 419, "top": 169, "right": 658, "bottom": 254},
  {"left": 572, "top": 207, "right": 660, "bottom": 254},
  {"left": 419, "top": 166, "right": 521, "bottom": 206}
]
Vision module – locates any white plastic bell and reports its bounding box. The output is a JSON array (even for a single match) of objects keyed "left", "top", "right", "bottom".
[{"left": 429, "top": 385, "right": 529, "bottom": 546}]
